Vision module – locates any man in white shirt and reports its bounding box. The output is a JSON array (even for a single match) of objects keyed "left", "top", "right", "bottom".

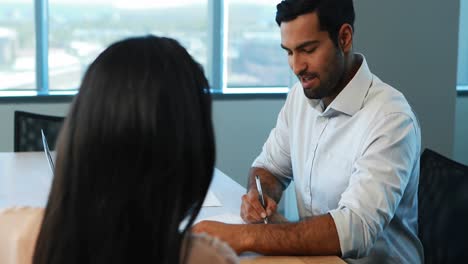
[{"left": 193, "top": 0, "right": 423, "bottom": 262}]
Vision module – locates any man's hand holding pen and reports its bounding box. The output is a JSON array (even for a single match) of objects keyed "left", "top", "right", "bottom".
[
  {"left": 240, "top": 176, "right": 279, "bottom": 224},
  {"left": 255, "top": 175, "right": 269, "bottom": 224}
]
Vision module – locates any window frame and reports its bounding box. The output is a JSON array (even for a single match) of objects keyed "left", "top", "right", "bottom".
[{"left": 458, "top": 0, "right": 468, "bottom": 94}]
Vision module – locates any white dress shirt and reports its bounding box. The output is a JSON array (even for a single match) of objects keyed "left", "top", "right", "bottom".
[{"left": 252, "top": 55, "right": 423, "bottom": 263}]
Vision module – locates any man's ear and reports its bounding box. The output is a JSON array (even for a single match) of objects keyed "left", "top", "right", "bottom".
[{"left": 338, "top": 24, "right": 353, "bottom": 53}]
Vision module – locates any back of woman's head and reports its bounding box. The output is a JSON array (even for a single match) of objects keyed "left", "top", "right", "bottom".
[{"left": 33, "top": 35, "right": 215, "bottom": 264}]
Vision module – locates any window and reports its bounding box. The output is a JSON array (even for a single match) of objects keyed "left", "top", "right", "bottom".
[
  {"left": 0, "top": 0, "right": 36, "bottom": 92},
  {"left": 0, "top": 0, "right": 289, "bottom": 97},
  {"left": 458, "top": 0, "right": 468, "bottom": 92},
  {"left": 225, "top": 0, "right": 289, "bottom": 91},
  {"left": 48, "top": 0, "right": 208, "bottom": 91}
]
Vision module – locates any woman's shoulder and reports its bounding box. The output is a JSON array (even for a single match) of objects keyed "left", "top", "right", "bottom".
[
  {"left": 0, "top": 207, "right": 44, "bottom": 264},
  {"left": 184, "top": 232, "right": 239, "bottom": 264}
]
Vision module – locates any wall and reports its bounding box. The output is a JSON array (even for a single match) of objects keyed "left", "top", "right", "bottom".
[
  {"left": 212, "top": 98, "right": 285, "bottom": 184},
  {"left": 353, "top": 0, "right": 459, "bottom": 159}
]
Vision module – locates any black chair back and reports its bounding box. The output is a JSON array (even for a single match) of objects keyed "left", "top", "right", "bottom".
[
  {"left": 14, "top": 111, "right": 65, "bottom": 152},
  {"left": 418, "top": 148, "right": 468, "bottom": 263}
]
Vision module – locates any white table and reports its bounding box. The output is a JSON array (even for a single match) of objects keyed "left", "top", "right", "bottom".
[
  {"left": 0, "top": 152, "right": 54, "bottom": 209},
  {"left": 0, "top": 152, "right": 246, "bottom": 219}
]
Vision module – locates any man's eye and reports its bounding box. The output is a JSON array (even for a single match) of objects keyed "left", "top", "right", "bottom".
[{"left": 304, "top": 48, "right": 316, "bottom": 54}]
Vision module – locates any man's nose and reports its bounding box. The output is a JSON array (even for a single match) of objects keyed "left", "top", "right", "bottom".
[{"left": 290, "top": 54, "right": 307, "bottom": 76}]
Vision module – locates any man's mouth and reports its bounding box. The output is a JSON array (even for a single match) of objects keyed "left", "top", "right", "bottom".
[{"left": 299, "top": 73, "right": 318, "bottom": 89}]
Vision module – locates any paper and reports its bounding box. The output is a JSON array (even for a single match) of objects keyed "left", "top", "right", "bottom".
[
  {"left": 202, "top": 190, "right": 222, "bottom": 207},
  {"left": 195, "top": 213, "right": 245, "bottom": 225}
]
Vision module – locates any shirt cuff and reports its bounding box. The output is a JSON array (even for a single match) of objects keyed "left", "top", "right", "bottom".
[{"left": 329, "top": 207, "right": 369, "bottom": 258}]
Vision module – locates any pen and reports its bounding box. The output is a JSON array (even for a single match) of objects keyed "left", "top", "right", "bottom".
[{"left": 255, "top": 175, "right": 269, "bottom": 224}]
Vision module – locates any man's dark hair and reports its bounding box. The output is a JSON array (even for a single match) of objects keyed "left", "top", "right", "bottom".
[
  {"left": 33, "top": 35, "right": 215, "bottom": 264},
  {"left": 276, "top": 0, "right": 355, "bottom": 46}
]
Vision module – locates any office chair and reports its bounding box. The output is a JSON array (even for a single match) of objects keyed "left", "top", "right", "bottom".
[
  {"left": 418, "top": 148, "right": 468, "bottom": 263},
  {"left": 14, "top": 111, "right": 65, "bottom": 152}
]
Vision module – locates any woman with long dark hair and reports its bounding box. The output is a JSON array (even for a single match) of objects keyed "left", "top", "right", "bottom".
[{"left": 0, "top": 35, "right": 238, "bottom": 264}]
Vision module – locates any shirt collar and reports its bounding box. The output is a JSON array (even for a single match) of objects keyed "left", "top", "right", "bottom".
[{"left": 308, "top": 54, "right": 373, "bottom": 117}]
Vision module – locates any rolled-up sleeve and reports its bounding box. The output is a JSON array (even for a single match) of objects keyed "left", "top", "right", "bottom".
[{"left": 328, "top": 112, "right": 420, "bottom": 258}]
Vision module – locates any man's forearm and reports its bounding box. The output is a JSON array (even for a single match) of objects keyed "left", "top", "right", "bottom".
[
  {"left": 240, "top": 213, "right": 342, "bottom": 256},
  {"left": 248, "top": 167, "right": 284, "bottom": 203}
]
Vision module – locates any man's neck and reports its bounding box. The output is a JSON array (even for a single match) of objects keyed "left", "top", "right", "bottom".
[{"left": 322, "top": 53, "right": 362, "bottom": 109}]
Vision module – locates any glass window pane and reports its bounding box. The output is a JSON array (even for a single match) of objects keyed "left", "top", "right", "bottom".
[
  {"left": 226, "top": 0, "right": 289, "bottom": 88},
  {"left": 0, "top": 0, "right": 36, "bottom": 91},
  {"left": 457, "top": 0, "right": 468, "bottom": 88},
  {"left": 48, "top": 0, "right": 208, "bottom": 90}
]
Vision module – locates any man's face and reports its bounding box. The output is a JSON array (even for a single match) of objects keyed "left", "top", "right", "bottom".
[{"left": 280, "top": 12, "right": 345, "bottom": 101}]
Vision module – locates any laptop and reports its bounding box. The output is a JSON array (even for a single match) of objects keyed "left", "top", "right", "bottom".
[{"left": 41, "top": 129, "right": 55, "bottom": 175}]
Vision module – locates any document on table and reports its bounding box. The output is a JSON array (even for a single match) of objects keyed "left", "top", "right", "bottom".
[
  {"left": 196, "top": 213, "right": 245, "bottom": 225},
  {"left": 202, "top": 190, "right": 222, "bottom": 207}
]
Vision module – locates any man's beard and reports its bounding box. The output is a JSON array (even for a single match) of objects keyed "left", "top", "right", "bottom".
[{"left": 302, "top": 51, "right": 345, "bottom": 100}]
